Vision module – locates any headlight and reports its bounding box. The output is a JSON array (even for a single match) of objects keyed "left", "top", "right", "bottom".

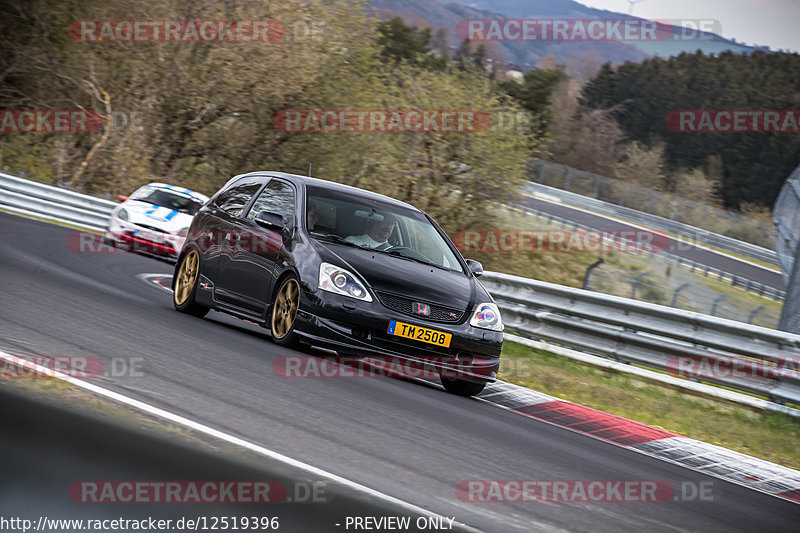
[
  {"left": 318, "top": 262, "right": 373, "bottom": 302},
  {"left": 118, "top": 208, "right": 128, "bottom": 221},
  {"left": 469, "top": 303, "right": 503, "bottom": 331}
]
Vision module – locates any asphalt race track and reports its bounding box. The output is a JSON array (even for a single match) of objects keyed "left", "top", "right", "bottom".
[
  {"left": 1, "top": 211, "right": 798, "bottom": 532},
  {"left": 519, "top": 195, "right": 785, "bottom": 290}
]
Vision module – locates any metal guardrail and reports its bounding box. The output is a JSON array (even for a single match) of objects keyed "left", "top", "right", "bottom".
[
  {"left": 0, "top": 172, "right": 116, "bottom": 231},
  {"left": 527, "top": 172, "right": 779, "bottom": 266},
  {"left": 510, "top": 200, "right": 785, "bottom": 301},
  {"left": 482, "top": 271, "right": 800, "bottom": 406},
  {"left": 774, "top": 163, "right": 800, "bottom": 333}
]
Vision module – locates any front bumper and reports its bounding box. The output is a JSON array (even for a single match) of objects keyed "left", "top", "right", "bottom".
[
  {"left": 295, "top": 290, "right": 503, "bottom": 383},
  {"left": 106, "top": 218, "right": 185, "bottom": 260}
]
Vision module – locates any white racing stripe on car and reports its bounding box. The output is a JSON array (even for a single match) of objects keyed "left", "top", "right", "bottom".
[{"left": 0, "top": 350, "right": 482, "bottom": 532}]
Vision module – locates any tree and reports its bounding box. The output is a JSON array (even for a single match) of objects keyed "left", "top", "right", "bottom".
[
  {"left": 472, "top": 44, "right": 487, "bottom": 71},
  {"left": 613, "top": 142, "right": 667, "bottom": 190},
  {"left": 272, "top": 62, "right": 533, "bottom": 232},
  {"left": 0, "top": 0, "right": 538, "bottom": 233},
  {"left": 376, "top": 16, "right": 444, "bottom": 69},
  {"left": 670, "top": 167, "right": 721, "bottom": 206},
  {"left": 499, "top": 66, "right": 564, "bottom": 136},
  {"left": 0, "top": 0, "right": 375, "bottom": 194},
  {"left": 431, "top": 27, "right": 449, "bottom": 58},
  {"left": 545, "top": 79, "right": 625, "bottom": 176},
  {"left": 580, "top": 50, "right": 800, "bottom": 209}
]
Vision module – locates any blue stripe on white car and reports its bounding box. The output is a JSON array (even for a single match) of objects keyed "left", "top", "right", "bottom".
[{"left": 145, "top": 206, "right": 179, "bottom": 222}]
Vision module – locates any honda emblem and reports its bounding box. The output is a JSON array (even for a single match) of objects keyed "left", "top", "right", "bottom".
[{"left": 413, "top": 302, "right": 430, "bottom": 316}]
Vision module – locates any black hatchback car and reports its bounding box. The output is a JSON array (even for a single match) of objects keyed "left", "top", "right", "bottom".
[{"left": 172, "top": 172, "right": 503, "bottom": 396}]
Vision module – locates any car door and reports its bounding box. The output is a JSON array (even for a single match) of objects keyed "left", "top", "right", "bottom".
[
  {"left": 200, "top": 176, "right": 266, "bottom": 306},
  {"left": 216, "top": 178, "right": 297, "bottom": 314}
]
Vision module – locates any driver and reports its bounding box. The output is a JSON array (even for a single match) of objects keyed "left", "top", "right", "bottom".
[
  {"left": 345, "top": 212, "right": 397, "bottom": 249},
  {"left": 307, "top": 201, "right": 321, "bottom": 232}
]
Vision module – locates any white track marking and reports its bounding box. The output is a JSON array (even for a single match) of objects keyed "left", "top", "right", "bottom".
[{"left": 137, "top": 273, "right": 174, "bottom": 293}]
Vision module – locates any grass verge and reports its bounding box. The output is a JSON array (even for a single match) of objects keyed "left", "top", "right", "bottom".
[{"left": 499, "top": 340, "right": 800, "bottom": 470}]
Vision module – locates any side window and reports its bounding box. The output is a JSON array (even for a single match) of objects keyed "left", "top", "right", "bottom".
[
  {"left": 214, "top": 178, "right": 264, "bottom": 217},
  {"left": 246, "top": 179, "right": 296, "bottom": 228}
]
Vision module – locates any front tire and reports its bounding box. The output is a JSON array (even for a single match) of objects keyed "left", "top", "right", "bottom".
[
  {"left": 441, "top": 377, "right": 486, "bottom": 397},
  {"left": 269, "top": 275, "right": 301, "bottom": 347},
  {"left": 173, "top": 250, "right": 209, "bottom": 318}
]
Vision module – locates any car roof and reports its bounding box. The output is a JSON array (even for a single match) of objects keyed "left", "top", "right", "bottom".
[
  {"left": 233, "top": 172, "right": 421, "bottom": 212},
  {"left": 141, "top": 182, "right": 209, "bottom": 201}
]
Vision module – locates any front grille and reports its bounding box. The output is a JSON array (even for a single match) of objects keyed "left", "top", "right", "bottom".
[
  {"left": 133, "top": 223, "right": 166, "bottom": 233},
  {"left": 376, "top": 291, "right": 464, "bottom": 323}
]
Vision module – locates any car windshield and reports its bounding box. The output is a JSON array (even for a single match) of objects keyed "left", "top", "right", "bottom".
[
  {"left": 132, "top": 188, "right": 204, "bottom": 215},
  {"left": 306, "top": 185, "right": 464, "bottom": 273}
]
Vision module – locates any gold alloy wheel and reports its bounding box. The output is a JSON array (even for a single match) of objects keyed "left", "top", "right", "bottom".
[
  {"left": 271, "top": 278, "right": 299, "bottom": 339},
  {"left": 174, "top": 251, "right": 199, "bottom": 306}
]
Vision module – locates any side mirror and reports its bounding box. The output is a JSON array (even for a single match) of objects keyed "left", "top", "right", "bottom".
[
  {"left": 465, "top": 259, "right": 484, "bottom": 277},
  {"left": 254, "top": 211, "right": 285, "bottom": 231},
  {"left": 118, "top": 195, "right": 129, "bottom": 202}
]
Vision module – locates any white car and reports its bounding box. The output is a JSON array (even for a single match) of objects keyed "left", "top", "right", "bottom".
[{"left": 104, "top": 183, "right": 209, "bottom": 261}]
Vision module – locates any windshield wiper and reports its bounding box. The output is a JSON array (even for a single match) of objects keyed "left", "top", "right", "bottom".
[
  {"left": 310, "top": 232, "right": 363, "bottom": 248},
  {"left": 379, "top": 248, "right": 451, "bottom": 271}
]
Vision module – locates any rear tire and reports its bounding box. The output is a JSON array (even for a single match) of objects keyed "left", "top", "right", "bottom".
[
  {"left": 441, "top": 377, "right": 486, "bottom": 397},
  {"left": 269, "top": 275, "right": 301, "bottom": 347},
  {"left": 173, "top": 250, "right": 209, "bottom": 318}
]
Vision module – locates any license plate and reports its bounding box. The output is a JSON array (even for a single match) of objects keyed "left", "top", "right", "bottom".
[
  {"left": 387, "top": 320, "right": 452, "bottom": 348},
  {"left": 134, "top": 229, "right": 164, "bottom": 243}
]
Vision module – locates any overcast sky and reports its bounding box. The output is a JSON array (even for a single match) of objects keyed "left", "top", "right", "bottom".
[{"left": 580, "top": 0, "right": 800, "bottom": 52}]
